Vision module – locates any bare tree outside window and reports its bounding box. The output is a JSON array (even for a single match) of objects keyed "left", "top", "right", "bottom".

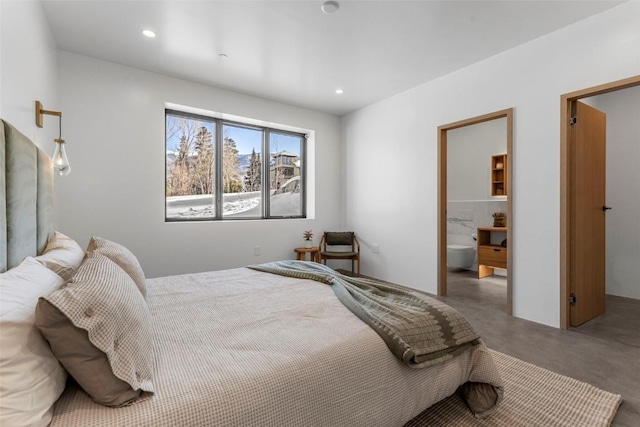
[
  {"left": 166, "top": 114, "right": 215, "bottom": 219},
  {"left": 222, "top": 137, "right": 243, "bottom": 194}
]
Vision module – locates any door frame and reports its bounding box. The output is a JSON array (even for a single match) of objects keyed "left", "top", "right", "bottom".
[
  {"left": 559, "top": 75, "right": 640, "bottom": 329},
  {"left": 437, "top": 108, "right": 514, "bottom": 316}
]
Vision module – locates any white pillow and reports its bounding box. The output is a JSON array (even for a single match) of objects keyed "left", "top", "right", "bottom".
[
  {"left": 0, "top": 257, "right": 68, "bottom": 427},
  {"left": 35, "top": 231, "right": 85, "bottom": 281}
]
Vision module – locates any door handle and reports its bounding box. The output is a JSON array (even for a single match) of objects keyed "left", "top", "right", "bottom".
[{"left": 602, "top": 206, "right": 612, "bottom": 211}]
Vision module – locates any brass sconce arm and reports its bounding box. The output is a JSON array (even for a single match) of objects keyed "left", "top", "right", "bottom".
[{"left": 35, "top": 100, "right": 62, "bottom": 128}]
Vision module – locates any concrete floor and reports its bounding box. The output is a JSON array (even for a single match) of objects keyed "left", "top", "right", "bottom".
[{"left": 443, "top": 269, "right": 640, "bottom": 426}]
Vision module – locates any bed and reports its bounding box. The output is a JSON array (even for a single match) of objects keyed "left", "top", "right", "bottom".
[{"left": 0, "top": 119, "right": 503, "bottom": 426}]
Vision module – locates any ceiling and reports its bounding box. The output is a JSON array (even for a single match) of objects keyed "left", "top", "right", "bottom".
[{"left": 41, "top": 1, "right": 623, "bottom": 116}]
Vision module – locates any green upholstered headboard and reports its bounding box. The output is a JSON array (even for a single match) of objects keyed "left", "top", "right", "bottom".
[{"left": 1, "top": 119, "right": 54, "bottom": 272}]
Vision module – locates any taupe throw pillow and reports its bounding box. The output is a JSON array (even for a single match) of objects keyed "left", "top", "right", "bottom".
[
  {"left": 35, "top": 253, "right": 154, "bottom": 407},
  {"left": 86, "top": 236, "right": 146, "bottom": 298},
  {"left": 35, "top": 231, "right": 85, "bottom": 281}
]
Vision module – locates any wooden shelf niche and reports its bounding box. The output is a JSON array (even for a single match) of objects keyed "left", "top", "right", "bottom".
[{"left": 491, "top": 153, "right": 508, "bottom": 197}]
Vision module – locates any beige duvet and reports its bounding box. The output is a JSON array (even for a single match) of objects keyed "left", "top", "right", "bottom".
[{"left": 51, "top": 268, "right": 502, "bottom": 426}]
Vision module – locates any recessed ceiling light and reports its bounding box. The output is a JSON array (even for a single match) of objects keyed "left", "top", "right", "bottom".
[
  {"left": 219, "top": 53, "right": 228, "bottom": 59},
  {"left": 142, "top": 29, "right": 156, "bottom": 38},
  {"left": 321, "top": 1, "right": 340, "bottom": 14},
  {"left": 335, "top": 89, "right": 344, "bottom": 94}
]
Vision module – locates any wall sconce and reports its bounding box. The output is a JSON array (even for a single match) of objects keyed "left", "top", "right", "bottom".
[{"left": 35, "top": 100, "right": 71, "bottom": 176}]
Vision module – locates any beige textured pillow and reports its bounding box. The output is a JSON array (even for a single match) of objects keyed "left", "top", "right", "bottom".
[
  {"left": 35, "top": 231, "right": 85, "bottom": 280},
  {"left": 0, "top": 258, "right": 67, "bottom": 427},
  {"left": 86, "top": 236, "right": 146, "bottom": 297},
  {"left": 35, "top": 253, "right": 154, "bottom": 407}
]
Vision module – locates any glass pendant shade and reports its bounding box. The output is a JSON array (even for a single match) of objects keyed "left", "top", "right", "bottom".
[{"left": 52, "top": 139, "right": 71, "bottom": 176}]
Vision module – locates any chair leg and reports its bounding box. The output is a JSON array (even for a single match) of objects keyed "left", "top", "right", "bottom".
[
  {"left": 357, "top": 258, "right": 360, "bottom": 275},
  {"left": 351, "top": 259, "right": 354, "bottom": 273}
]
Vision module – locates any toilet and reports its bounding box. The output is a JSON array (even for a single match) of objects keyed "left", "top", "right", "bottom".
[{"left": 447, "top": 244, "right": 476, "bottom": 269}]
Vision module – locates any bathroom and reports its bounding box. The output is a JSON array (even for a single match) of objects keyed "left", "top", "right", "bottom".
[{"left": 446, "top": 117, "right": 507, "bottom": 278}]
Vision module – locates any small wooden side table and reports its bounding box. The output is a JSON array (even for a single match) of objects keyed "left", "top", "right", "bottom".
[{"left": 294, "top": 247, "right": 320, "bottom": 263}]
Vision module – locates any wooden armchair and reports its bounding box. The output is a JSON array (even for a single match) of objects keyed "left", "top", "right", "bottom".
[{"left": 319, "top": 231, "right": 360, "bottom": 274}]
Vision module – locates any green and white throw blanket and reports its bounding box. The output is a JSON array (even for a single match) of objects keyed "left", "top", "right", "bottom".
[{"left": 249, "top": 260, "right": 480, "bottom": 368}]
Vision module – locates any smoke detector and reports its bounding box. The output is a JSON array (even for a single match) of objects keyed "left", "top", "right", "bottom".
[{"left": 321, "top": 1, "right": 340, "bottom": 14}]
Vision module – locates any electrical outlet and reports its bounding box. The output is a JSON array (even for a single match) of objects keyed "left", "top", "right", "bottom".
[
  {"left": 254, "top": 246, "right": 261, "bottom": 256},
  {"left": 372, "top": 244, "right": 380, "bottom": 253}
]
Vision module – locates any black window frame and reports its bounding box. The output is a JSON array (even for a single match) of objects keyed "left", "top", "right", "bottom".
[{"left": 165, "top": 109, "right": 307, "bottom": 222}]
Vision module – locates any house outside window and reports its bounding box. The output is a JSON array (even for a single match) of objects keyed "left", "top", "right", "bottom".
[
  {"left": 165, "top": 110, "right": 306, "bottom": 221},
  {"left": 270, "top": 151, "right": 299, "bottom": 189}
]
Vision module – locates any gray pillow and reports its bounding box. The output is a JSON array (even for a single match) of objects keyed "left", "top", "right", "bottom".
[
  {"left": 86, "top": 236, "right": 146, "bottom": 298},
  {"left": 35, "top": 253, "right": 154, "bottom": 407}
]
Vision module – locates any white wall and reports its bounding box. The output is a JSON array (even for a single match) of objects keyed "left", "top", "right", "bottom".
[
  {"left": 56, "top": 52, "right": 342, "bottom": 278},
  {"left": 341, "top": 2, "right": 640, "bottom": 327},
  {"left": 447, "top": 118, "right": 507, "bottom": 201},
  {"left": 0, "top": 0, "right": 58, "bottom": 150},
  {"left": 584, "top": 87, "right": 640, "bottom": 300}
]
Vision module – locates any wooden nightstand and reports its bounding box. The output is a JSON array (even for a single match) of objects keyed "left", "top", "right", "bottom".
[{"left": 294, "top": 247, "right": 320, "bottom": 263}]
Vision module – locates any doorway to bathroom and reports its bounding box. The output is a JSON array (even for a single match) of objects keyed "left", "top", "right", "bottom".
[{"left": 437, "top": 108, "right": 513, "bottom": 315}]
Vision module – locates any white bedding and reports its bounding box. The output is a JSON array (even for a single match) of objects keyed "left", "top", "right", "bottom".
[{"left": 51, "top": 267, "right": 499, "bottom": 426}]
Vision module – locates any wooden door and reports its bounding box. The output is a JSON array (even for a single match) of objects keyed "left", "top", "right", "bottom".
[{"left": 570, "top": 101, "right": 607, "bottom": 326}]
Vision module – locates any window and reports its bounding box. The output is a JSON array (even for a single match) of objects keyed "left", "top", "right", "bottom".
[{"left": 165, "top": 110, "right": 306, "bottom": 221}]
